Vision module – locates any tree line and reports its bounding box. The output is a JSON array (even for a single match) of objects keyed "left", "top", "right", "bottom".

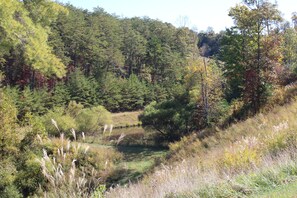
[{"left": 0, "top": 1, "right": 198, "bottom": 114}]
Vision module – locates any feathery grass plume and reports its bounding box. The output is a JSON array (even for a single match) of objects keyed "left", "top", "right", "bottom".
[
  {"left": 67, "top": 140, "right": 71, "bottom": 151},
  {"left": 103, "top": 124, "right": 108, "bottom": 133},
  {"left": 63, "top": 153, "right": 66, "bottom": 162},
  {"left": 60, "top": 133, "right": 64, "bottom": 144},
  {"left": 51, "top": 118, "right": 60, "bottom": 132},
  {"left": 108, "top": 124, "right": 113, "bottom": 137},
  {"left": 104, "top": 160, "right": 109, "bottom": 170},
  {"left": 84, "top": 146, "right": 90, "bottom": 154},
  {"left": 82, "top": 132, "right": 85, "bottom": 141},
  {"left": 43, "top": 149, "right": 50, "bottom": 161},
  {"left": 71, "top": 128, "right": 76, "bottom": 141},
  {"left": 37, "top": 134, "right": 43, "bottom": 143},
  {"left": 116, "top": 133, "right": 126, "bottom": 145}
]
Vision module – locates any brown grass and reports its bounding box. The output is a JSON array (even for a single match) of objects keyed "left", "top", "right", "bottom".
[{"left": 111, "top": 111, "right": 142, "bottom": 128}]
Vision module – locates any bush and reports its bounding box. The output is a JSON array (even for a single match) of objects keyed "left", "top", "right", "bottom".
[
  {"left": 65, "top": 100, "right": 84, "bottom": 118},
  {"left": 76, "top": 105, "right": 112, "bottom": 134},
  {"left": 41, "top": 107, "right": 77, "bottom": 137}
]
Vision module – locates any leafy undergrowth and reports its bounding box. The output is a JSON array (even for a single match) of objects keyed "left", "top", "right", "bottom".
[{"left": 106, "top": 100, "right": 297, "bottom": 198}]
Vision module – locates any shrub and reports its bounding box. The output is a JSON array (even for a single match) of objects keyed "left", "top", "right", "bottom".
[
  {"left": 65, "top": 100, "right": 84, "bottom": 118},
  {"left": 76, "top": 105, "right": 111, "bottom": 134},
  {"left": 41, "top": 107, "right": 77, "bottom": 137}
]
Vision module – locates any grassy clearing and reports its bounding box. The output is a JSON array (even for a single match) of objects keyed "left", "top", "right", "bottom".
[
  {"left": 107, "top": 146, "right": 167, "bottom": 185},
  {"left": 84, "top": 141, "right": 167, "bottom": 187},
  {"left": 111, "top": 111, "right": 142, "bottom": 127}
]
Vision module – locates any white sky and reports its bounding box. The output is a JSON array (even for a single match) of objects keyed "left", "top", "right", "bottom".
[{"left": 57, "top": 0, "right": 297, "bottom": 32}]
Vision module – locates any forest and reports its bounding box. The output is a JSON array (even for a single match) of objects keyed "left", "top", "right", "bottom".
[{"left": 1, "top": 0, "right": 297, "bottom": 197}]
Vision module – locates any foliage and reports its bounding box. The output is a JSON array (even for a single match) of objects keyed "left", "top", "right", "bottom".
[
  {"left": 220, "top": 137, "right": 262, "bottom": 171},
  {"left": 0, "top": 0, "right": 66, "bottom": 78},
  {"left": 0, "top": 90, "right": 19, "bottom": 157},
  {"left": 120, "top": 74, "right": 147, "bottom": 111},
  {"left": 68, "top": 69, "right": 99, "bottom": 107},
  {"left": 185, "top": 57, "right": 227, "bottom": 128},
  {"left": 99, "top": 73, "right": 124, "bottom": 111},
  {"left": 50, "top": 82, "right": 71, "bottom": 107},
  {"left": 41, "top": 107, "right": 77, "bottom": 137},
  {"left": 140, "top": 94, "right": 195, "bottom": 142},
  {"left": 221, "top": 1, "right": 283, "bottom": 113},
  {"left": 66, "top": 100, "right": 84, "bottom": 118},
  {"left": 76, "top": 105, "right": 112, "bottom": 134}
]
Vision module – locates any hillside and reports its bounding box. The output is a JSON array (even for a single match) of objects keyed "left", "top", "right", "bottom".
[{"left": 107, "top": 98, "right": 297, "bottom": 197}]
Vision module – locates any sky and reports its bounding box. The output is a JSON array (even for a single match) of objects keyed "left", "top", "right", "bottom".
[{"left": 57, "top": 0, "right": 297, "bottom": 32}]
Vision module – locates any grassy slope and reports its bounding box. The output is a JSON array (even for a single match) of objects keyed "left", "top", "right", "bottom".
[{"left": 106, "top": 98, "right": 297, "bottom": 198}]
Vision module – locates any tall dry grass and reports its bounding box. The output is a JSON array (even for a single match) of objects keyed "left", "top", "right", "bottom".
[
  {"left": 37, "top": 120, "right": 121, "bottom": 197},
  {"left": 106, "top": 100, "right": 297, "bottom": 198}
]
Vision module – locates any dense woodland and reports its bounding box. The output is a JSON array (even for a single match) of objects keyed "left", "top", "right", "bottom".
[{"left": 1, "top": 0, "right": 297, "bottom": 197}]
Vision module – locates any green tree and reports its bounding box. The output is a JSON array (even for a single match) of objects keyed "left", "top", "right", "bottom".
[
  {"left": 222, "top": 0, "right": 283, "bottom": 112},
  {"left": 282, "top": 28, "right": 297, "bottom": 74},
  {"left": 121, "top": 20, "right": 147, "bottom": 76},
  {"left": 98, "top": 73, "right": 123, "bottom": 111},
  {"left": 120, "top": 74, "right": 146, "bottom": 111},
  {"left": 0, "top": 0, "right": 66, "bottom": 79},
  {"left": 68, "top": 69, "right": 99, "bottom": 107}
]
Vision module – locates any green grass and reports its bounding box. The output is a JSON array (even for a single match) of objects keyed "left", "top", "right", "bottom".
[
  {"left": 84, "top": 139, "right": 167, "bottom": 186},
  {"left": 108, "top": 146, "right": 167, "bottom": 185},
  {"left": 255, "top": 180, "right": 297, "bottom": 198}
]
